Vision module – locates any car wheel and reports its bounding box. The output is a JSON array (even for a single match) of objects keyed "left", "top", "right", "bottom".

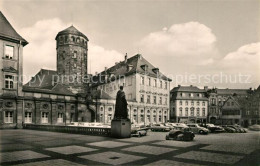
[
  {"left": 166, "top": 136, "right": 169, "bottom": 140},
  {"left": 138, "top": 133, "right": 141, "bottom": 137},
  {"left": 199, "top": 130, "right": 203, "bottom": 134}
]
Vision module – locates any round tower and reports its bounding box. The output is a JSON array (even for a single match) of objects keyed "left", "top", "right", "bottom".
[{"left": 55, "top": 26, "right": 88, "bottom": 93}]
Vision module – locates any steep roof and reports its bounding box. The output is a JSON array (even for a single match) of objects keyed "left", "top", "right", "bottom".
[
  {"left": 92, "top": 54, "right": 172, "bottom": 86},
  {"left": 55, "top": 25, "right": 88, "bottom": 41},
  {"left": 0, "top": 11, "right": 28, "bottom": 46},
  {"left": 222, "top": 96, "right": 241, "bottom": 110},
  {"left": 23, "top": 69, "right": 74, "bottom": 96},
  {"left": 171, "top": 85, "right": 206, "bottom": 93}
]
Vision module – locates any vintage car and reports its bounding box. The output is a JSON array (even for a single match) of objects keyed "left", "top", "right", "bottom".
[
  {"left": 204, "top": 124, "right": 225, "bottom": 133},
  {"left": 131, "top": 125, "right": 148, "bottom": 137},
  {"left": 222, "top": 125, "right": 237, "bottom": 133},
  {"left": 227, "top": 125, "right": 247, "bottom": 133},
  {"left": 187, "top": 124, "right": 209, "bottom": 134},
  {"left": 166, "top": 127, "right": 195, "bottom": 141},
  {"left": 249, "top": 124, "right": 260, "bottom": 131},
  {"left": 150, "top": 124, "right": 171, "bottom": 132}
]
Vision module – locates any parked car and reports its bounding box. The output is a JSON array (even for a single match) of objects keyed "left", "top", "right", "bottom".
[
  {"left": 204, "top": 124, "right": 225, "bottom": 133},
  {"left": 131, "top": 125, "right": 147, "bottom": 137},
  {"left": 249, "top": 124, "right": 260, "bottom": 131},
  {"left": 166, "top": 127, "right": 195, "bottom": 141},
  {"left": 161, "top": 123, "right": 175, "bottom": 130},
  {"left": 234, "top": 125, "right": 247, "bottom": 133},
  {"left": 187, "top": 124, "right": 209, "bottom": 134},
  {"left": 150, "top": 124, "right": 171, "bottom": 132},
  {"left": 227, "top": 125, "right": 246, "bottom": 133},
  {"left": 222, "top": 125, "right": 237, "bottom": 133}
]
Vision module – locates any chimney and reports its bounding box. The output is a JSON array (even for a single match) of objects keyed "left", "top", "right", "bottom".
[
  {"left": 178, "top": 85, "right": 181, "bottom": 87},
  {"left": 105, "top": 67, "right": 107, "bottom": 72},
  {"left": 115, "top": 62, "right": 118, "bottom": 65},
  {"left": 190, "top": 85, "right": 193, "bottom": 87},
  {"left": 204, "top": 86, "right": 208, "bottom": 91},
  {"left": 124, "top": 53, "right": 127, "bottom": 63},
  {"left": 95, "top": 72, "right": 98, "bottom": 75}
]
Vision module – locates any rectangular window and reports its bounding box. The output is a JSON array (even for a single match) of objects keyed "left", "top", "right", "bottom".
[
  {"left": 25, "top": 112, "right": 32, "bottom": 123},
  {"left": 159, "top": 115, "right": 162, "bottom": 122},
  {"left": 165, "top": 98, "right": 167, "bottom": 105},
  {"left": 160, "top": 81, "right": 162, "bottom": 88},
  {"left": 41, "top": 112, "right": 49, "bottom": 124},
  {"left": 100, "top": 114, "right": 103, "bottom": 122},
  {"left": 73, "top": 51, "right": 77, "bottom": 58},
  {"left": 5, "top": 75, "right": 14, "bottom": 89},
  {"left": 165, "top": 82, "right": 167, "bottom": 89},
  {"left": 133, "top": 115, "right": 137, "bottom": 122},
  {"left": 147, "top": 95, "right": 151, "bottom": 104},
  {"left": 141, "top": 76, "right": 145, "bottom": 85},
  {"left": 57, "top": 113, "right": 63, "bottom": 123},
  {"left": 70, "top": 113, "right": 75, "bottom": 122},
  {"left": 140, "top": 94, "right": 144, "bottom": 103},
  {"left": 159, "top": 97, "right": 162, "bottom": 104},
  {"left": 180, "top": 101, "right": 182, "bottom": 105},
  {"left": 148, "top": 78, "right": 151, "bottom": 86},
  {"left": 153, "top": 115, "right": 156, "bottom": 122},
  {"left": 154, "top": 79, "right": 157, "bottom": 87},
  {"left": 4, "top": 111, "right": 13, "bottom": 123},
  {"left": 153, "top": 96, "right": 156, "bottom": 104},
  {"left": 140, "top": 115, "right": 144, "bottom": 122},
  {"left": 5, "top": 45, "right": 14, "bottom": 59},
  {"left": 108, "top": 114, "right": 112, "bottom": 123}
]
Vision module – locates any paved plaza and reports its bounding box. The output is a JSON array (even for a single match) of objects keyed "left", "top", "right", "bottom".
[{"left": 0, "top": 129, "right": 259, "bottom": 165}]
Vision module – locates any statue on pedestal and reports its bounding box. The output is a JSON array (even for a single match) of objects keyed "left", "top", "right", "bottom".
[{"left": 114, "top": 86, "right": 128, "bottom": 119}]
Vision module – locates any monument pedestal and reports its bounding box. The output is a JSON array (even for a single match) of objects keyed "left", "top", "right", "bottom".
[{"left": 111, "top": 119, "right": 131, "bottom": 138}]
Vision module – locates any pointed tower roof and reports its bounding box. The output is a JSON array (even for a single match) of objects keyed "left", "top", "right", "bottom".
[
  {"left": 55, "top": 25, "right": 88, "bottom": 41},
  {"left": 0, "top": 11, "right": 28, "bottom": 46}
]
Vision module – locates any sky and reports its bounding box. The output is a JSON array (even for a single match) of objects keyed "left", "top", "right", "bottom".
[{"left": 0, "top": 0, "right": 259, "bottom": 89}]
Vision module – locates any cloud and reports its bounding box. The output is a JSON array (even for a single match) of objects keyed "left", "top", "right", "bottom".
[
  {"left": 21, "top": 18, "right": 123, "bottom": 83},
  {"left": 220, "top": 42, "right": 260, "bottom": 83},
  {"left": 138, "top": 22, "right": 217, "bottom": 60}
]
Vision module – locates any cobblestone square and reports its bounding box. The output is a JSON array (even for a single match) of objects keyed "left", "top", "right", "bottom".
[
  {"left": 0, "top": 150, "right": 49, "bottom": 163},
  {"left": 0, "top": 130, "right": 259, "bottom": 165},
  {"left": 79, "top": 151, "right": 145, "bottom": 165},
  {"left": 46, "top": 145, "right": 98, "bottom": 155},
  {"left": 16, "top": 159, "right": 85, "bottom": 166},
  {"left": 87, "top": 140, "right": 131, "bottom": 148},
  {"left": 122, "top": 145, "right": 175, "bottom": 155},
  {"left": 175, "top": 151, "right": 244, "bottom": 165}
]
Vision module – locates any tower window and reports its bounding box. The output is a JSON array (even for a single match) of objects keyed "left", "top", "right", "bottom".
[{"left": 73, "top": 51, "right": 77, "bottom": 58}]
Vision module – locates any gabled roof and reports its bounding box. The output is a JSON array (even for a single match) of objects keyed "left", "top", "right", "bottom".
[
  {"left": 23, "top": 69, "right": 74, "bottom": 96},
  {"left": 92, "top": 54, "right": 172, "bottom": 86},
  {"left": 222, "top": 96, "right": 241, "bottom": 110},
  {"left": 0, "top": 11, "right": 28, "bottom": 46},
  {"left": 55, "top": 25, "right": 88, "bottom": 41}
]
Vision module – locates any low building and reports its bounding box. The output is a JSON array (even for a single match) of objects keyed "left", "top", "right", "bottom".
[
  {"left": 170, "top": 85, "right": 208, "bottom": 123},
  {"left": 92, "top": 54, "right": 172, "bottom": 125}
]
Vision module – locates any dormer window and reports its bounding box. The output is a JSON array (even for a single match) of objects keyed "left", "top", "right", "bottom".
[
  {"left": 127, "top": 65, "right": 133, "bottom": 72},
  {"left": 141, "top": 64, "right": 148, "bottom": 71},
  {"left": 152, "top": 68, "right": 159, "bottom": 74},
  {"left": 5, "top": 45, "right": 14, "bottom": 59}
]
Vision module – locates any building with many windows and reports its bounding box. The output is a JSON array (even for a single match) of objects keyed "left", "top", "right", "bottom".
[
  {"left": 170, "top": 85, "right": 208, "bottom": 123},
  {"left": 0, "top": 11, "right": 28, "bottom": 128},
  {"left": 0, "top": 11, "right": 95, "bottom": 128},
  {"left": 92, "top": 54, "right": 172, "bottom": 125}
]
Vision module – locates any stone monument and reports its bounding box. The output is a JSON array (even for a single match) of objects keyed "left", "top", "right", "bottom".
[{"left": 111, "top": 86, "right": 131, "bottom": 138}]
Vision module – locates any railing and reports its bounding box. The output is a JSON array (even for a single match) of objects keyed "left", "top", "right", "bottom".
[{"left": 23, "top": 124, "right": 111, "bottom": 136}]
